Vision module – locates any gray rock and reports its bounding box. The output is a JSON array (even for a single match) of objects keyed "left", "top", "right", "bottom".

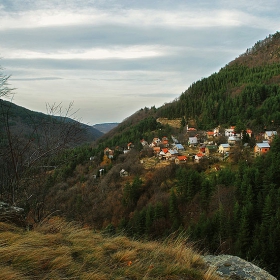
[
  {"left": 0, "top": 201, "right": 25, "bottom": 226},
  {"left": 203, "top": 255, "right": 276, "bottom": 280},
  {"left": 0, "top": 201, "right": 24, "bottom": 213}
]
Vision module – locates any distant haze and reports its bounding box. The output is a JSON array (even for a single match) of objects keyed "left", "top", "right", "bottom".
[
  {"left": 0, "top": 0, "right": 279, "bottom": 124},
  {"left": 93, "top": 123, "right": 119, "bottom": 134}
]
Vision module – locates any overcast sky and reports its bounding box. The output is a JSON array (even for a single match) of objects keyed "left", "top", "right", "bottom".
[{"left": 0, "top": 0, "right": 279, "bottom": 124}]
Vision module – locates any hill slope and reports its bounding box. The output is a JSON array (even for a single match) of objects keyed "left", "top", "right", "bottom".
[
  {"left": 158, "top": 31, "right": 280, "bottom": 131},
  {"left": 0, "top": 99, "right": 104, "bottom": 142},
  {"left": 0, "top": 217, "right": 221, "bottom": 280}
]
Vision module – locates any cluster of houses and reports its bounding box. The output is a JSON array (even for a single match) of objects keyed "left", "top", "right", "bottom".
[
  {"left": 253, "top": 130, "right": 277, "bottom": 155},
  {"left": 140, "top": 127, "right": 278, "bottom": 163},
  {"left": 101, "top": 127, "right": 278, "bottom": 172},
  {"left": 103, "top": 143, "right": 134, "bottom": 160},
  {"left": 140, "top": 136, "right": 188, "bottom": 164},
  {"left": 205, "top": 127, "right": 277, "bottom": 157}
]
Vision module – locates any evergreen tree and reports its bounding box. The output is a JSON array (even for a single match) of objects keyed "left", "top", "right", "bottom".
[{"left": 169, "top": 189, "right": 181, "bottom": 230}]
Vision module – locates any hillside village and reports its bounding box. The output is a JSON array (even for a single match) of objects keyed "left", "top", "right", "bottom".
[{"left": 102, "top": 121, "right": 278, "bottom": 173}]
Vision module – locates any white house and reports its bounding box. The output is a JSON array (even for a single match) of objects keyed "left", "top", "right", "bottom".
[
  {"left": 214, "top": 127, "right": 220, "bottom": 136},
  {"left": 228, "top": 136, "right": 241, "bottom": 145},
  {"left": 188, "top": 137, "right": 198, "bottom": 146},
  {"left": 225, "top": 128, "right": 235, "bottom": 137},
  {"left": 264, "top": 131, "right": 277, "bottom": 141},
  {"left": 219, "top": 144, "right": 231, "bottom": 153},
  {"left": 120, "top": 169, "right": 129, "bottom": 177}
]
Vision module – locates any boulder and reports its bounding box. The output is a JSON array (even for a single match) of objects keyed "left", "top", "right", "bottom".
[
  {"left": 0, "top": 201, "right": 26, "bottom": 227},
  {"left": 203, "top": 255, "right": 276, "bottom": 280}
]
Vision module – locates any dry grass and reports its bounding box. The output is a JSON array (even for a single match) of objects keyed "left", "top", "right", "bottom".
[
  {"left": 156, "top": 118, "right": 182, "bottom": 129},
  {"left": 0, "top": 217, "right": 222, "bottom": 280}
]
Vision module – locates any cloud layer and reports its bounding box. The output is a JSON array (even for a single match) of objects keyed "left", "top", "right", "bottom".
[{"left": 0, "top": 0, "right": 279, "bottom": 123}]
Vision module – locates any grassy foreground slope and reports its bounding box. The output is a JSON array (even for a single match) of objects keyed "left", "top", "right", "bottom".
[{"left": 0, "top": 217, "right": 221, "bottom": 280}]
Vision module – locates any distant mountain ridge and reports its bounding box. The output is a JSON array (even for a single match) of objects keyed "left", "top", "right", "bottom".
[
  {"left": 93, "top": 122, "right": 119, "bottom": 134},
  {"left": 0, "top": 99, "right": 103, "bottom": 142}
]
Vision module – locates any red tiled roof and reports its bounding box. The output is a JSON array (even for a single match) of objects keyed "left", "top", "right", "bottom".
[
  {"left": 162, "top": 148, "right": 169, "bottom": 154},
  {"left": 177, "top": 155, "right": 187, "bottom": 161}
]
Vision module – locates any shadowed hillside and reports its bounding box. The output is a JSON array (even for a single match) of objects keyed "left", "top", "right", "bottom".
[{"left": 0, "top": 99, "right": 103, "bottom": 143}]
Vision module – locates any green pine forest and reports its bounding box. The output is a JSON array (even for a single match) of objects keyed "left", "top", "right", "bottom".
[
  {"left": 159, "top": 32, "right": 280, "bottom": 131},
  {"left": 1, "top": 32, "right": 280, "bottom": 278}
]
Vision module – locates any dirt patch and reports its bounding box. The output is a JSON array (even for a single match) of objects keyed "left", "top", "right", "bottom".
[{"left": 156, "top": 118, "right": 182, "bottom": 128}]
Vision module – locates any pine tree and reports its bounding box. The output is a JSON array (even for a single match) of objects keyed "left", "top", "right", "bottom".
[
  {"left": 169, "top": 189, "right": 181, "bottom": 230},
  {"left": 145, "top": 205, "right": 154, "bottom": 236}
]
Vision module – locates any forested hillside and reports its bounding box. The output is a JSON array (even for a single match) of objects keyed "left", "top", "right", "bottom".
[
  {"left": 158, "top": 32, "right": 280, "bottom": 131},
  {"left": 1, "top": 32, "right": 280, "bottom": 278},
  {"left": 0, "top": 99, "right": 103, "bottom": 142}
]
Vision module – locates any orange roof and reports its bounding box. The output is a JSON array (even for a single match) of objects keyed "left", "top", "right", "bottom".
[
  {"left": 177, "top": 155, "right": 187, "bottom": 161},
  {"left": 207, "top": 131, "right": 214, "bottom": 135},
  {"left": 163, "top": 140, "right": 169, "bottom": 144},
  {"left": 162, "top": 148, "right": 169, "bottom": 153},
  {"left": 188, "top": 127, "right": 196, "bottom": 131},
  {"left": 247, "top": 129, "right": 252, "bottom": 134},
  {"left": 196, "top": 153, "right": 203, "bottom": 157},
  {"left": 153, "top": 147, "right": 160, "bottom": 151}
]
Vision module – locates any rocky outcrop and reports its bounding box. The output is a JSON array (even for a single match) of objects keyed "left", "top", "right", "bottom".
[
  {"left": 203, "top": 255, "right": 276, "bottom": 280},
  {"left": 0, "top": 201, "right": 26, "bottom": 227}
]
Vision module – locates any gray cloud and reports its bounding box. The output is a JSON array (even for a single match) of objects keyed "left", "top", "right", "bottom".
[
  {"left": 133, "top": 93, "right": 178, "bottom": 98},
  {"left": 11, "top": 77, "right": 63, "bottom": 81},
  {"left": 1, "top": 0, "right": 279, "bottom": 124}
]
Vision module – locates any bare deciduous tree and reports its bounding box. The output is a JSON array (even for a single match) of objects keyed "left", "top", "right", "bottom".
[{"left": 0, "top": 67, "right": 85, "bottom": 222}]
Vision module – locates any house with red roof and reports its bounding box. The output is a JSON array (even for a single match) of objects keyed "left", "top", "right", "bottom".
[
  {"left": 246, "top": 129, "right": 253, "bottom": 137},
  {"left": 175, "top": 155, "right": 187, "bottom": 164},
  {"left": 195, "top": 153, "right": 204, "bottom": 161},
  {"left": 104, "top": 147, "right": 114, "bottom": 159},
  {"left": 140, "top": 139, "right": 148, "bottom": 147},
  {"left": 206, "top": 131, "right": 214, "bottom": 138},
  {"left": 153, "top": 147, "right": 161, "bottom": 155}
]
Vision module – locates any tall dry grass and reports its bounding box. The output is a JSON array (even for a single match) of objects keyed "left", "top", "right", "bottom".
[{"left": 0, "top": 218, "right": 221, "bottom": 280}]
